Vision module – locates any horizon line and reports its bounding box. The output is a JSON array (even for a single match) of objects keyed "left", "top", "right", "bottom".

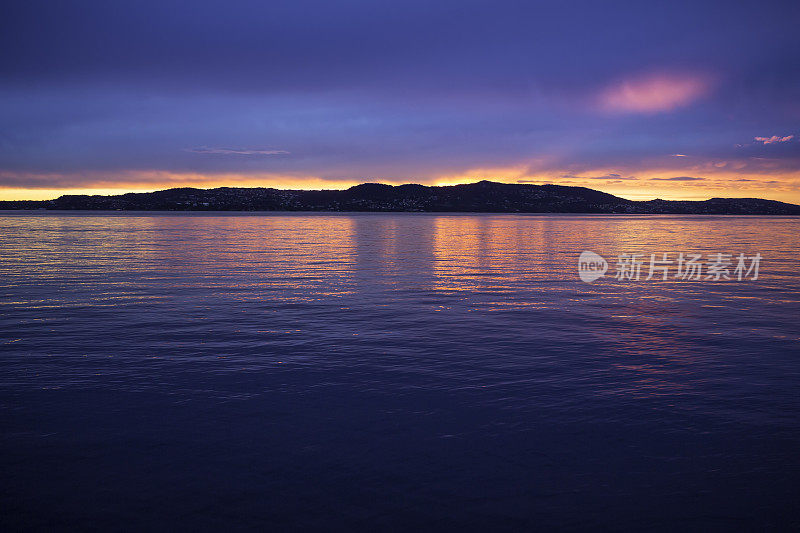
[{"left": 1, "top": 179, "right": 797, "bottom": 206}]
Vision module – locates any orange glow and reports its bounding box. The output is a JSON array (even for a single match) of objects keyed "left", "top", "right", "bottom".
[
  {"left": 434, "top": 165, "right": 533, "bottom": 187},
  {"left": 438, "top": 162, "right": 800, "bottom": 204},
  {"left": 0, "top": 172, "right": 362, "bottom": 201},
  {"left": 1, "top": 164, "right": 799, "bottom": 204}
]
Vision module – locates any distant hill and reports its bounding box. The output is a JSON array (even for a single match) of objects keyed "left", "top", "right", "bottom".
[{"left": 2, "top": 180, "right": 799, "bottom": 215}]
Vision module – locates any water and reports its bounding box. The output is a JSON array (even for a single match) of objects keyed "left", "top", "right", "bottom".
[{"left": 1, "top": 212, "right": 798, "bottom": 531}]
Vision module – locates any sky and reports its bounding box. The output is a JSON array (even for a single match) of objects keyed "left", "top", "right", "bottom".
[{"left": 1, "top": 0, "right": 799, "bottom": 202}]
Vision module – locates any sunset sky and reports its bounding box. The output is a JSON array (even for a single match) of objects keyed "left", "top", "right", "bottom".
[{"left": 1, "top": 0, "right": 799, "bottom": 202}]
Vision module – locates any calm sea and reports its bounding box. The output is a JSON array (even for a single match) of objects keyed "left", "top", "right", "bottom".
[{"left": 1, "top": 212, "right": 798, "bottom": 531}]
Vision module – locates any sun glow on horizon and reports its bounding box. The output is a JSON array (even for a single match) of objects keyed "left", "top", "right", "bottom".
[{"left": 1, "top": 166, "right": 799, "bottom": 204}]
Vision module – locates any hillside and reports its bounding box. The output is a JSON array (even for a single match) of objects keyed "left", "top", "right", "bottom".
[{"left": 2, "top": 180, "right": 799, "bottom": 215}]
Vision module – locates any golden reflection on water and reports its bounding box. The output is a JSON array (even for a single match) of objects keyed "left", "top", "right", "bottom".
[
  {"left": 2, "top": 212, "right": 798, "bottom": 306},
  {"left": 1, "top": 212, "right": 798, "bottom": 401}
]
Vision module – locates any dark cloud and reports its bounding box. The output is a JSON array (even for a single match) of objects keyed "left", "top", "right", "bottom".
[
  {"left": 587, "top": 174, "right": 638, "bottom": 181},
  {"left": 560, "top": 174, "right": 639, "bottom": 181},
  {"left": 2, "top": 0, "right": 799, "bottom": 105},
  {"left": 650, "top": 176, "right": 706, "bottom": 181},
  {"left": 590, "top": 173, "right": 622, "bottom": 179}
]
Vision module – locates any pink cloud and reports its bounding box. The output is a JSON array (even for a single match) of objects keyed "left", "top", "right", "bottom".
[
  {"left": 597, "top": 73, "right": 712, "bottom": 114},
  {"left": 754, "top": 135, "right": 794, "bottom": 144}
]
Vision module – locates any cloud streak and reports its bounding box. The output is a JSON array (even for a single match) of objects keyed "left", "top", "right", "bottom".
[{"left": 187, "top": 147, "right": 290, "bottom": 155}]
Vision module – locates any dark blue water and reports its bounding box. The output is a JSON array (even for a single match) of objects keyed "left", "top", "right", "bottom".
[{"left": 1, "top": 212, "right": 799, "bottom": 531}]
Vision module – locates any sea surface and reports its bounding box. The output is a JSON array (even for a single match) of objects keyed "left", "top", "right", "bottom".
[{"left": 1, "top": 212, "right": 798, "bottom": 531}]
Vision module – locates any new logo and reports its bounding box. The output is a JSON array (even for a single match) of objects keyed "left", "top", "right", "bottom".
[{"left": 578, "top": 251, "right": 608, "bottom": 283}]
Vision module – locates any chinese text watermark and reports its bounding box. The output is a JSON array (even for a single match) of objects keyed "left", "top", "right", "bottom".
[{"left": 578, "top": 251, "right": 762, "bottom": 283}]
